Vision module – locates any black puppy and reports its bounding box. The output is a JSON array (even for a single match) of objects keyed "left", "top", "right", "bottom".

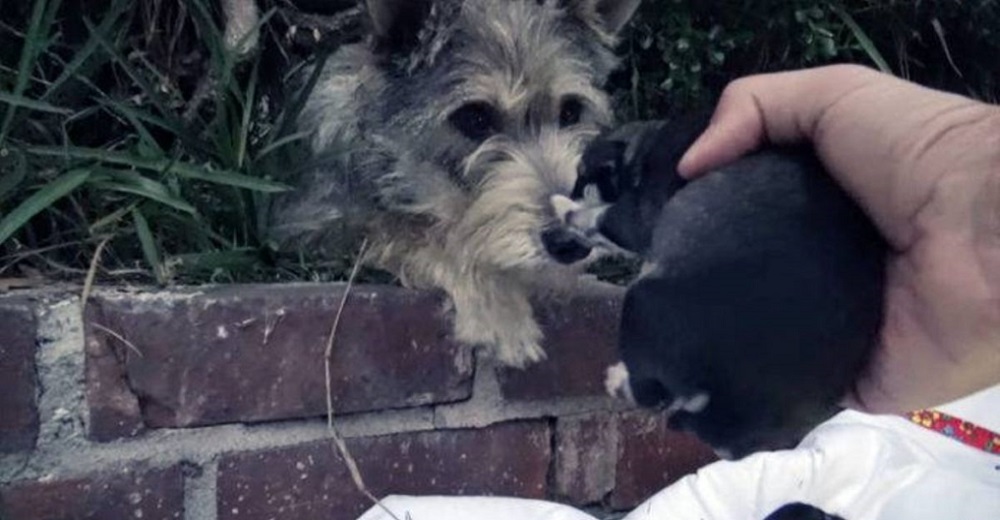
[
  {"left": 765, "top": 503, "right": 846, "bottom": 520},
  {"left": 553, "top": 116, "right": 886, "bottom": 458}
]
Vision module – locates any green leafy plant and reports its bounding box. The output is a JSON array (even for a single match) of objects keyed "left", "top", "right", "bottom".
[
  {"left": 617, "top": 1, "right": 999, "bottom": 118},
  {"left": 0, "top": 0, "right": 337, "bottom": 285}
]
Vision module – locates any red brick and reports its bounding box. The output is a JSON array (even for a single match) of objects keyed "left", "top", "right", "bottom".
[
  {"left": 498, "top": 284, "right": 624, "bottom": 401},
  {"left": 217, "top": 421, "right": 552, "bottom": 520},
  {"left": 610, "top": 411, "right": 717, "bottom": 510},
  {"left": 554, "top": 413, "right": 617, "bottom": 505},
  {"left": 85, "top": 314, "right": 145, "bottom": 442},
  {"left": 0, "top": 466, "right": 184, "bottom": 520},
  {"left": 0, "top": 301, "right": 39, "bottom": 453},
  {"left": 85, "top": 285, "right": 473, "bottom": 439}
]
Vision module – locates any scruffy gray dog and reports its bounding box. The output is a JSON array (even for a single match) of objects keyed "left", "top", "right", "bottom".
[{"left": 270, "top": 0, "right": 642, "bottom": 367}]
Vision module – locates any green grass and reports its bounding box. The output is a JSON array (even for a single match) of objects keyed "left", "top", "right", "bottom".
[
  {"left": 0, "top": 0, "right": 348, "bottom": 285},
  {"left": 0, "top": 0, "right": 996, "bottom": 286}
]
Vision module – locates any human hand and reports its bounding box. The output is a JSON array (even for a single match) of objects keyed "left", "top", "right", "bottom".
[{"left": 678, "top": 65, "right": 1000, "bottom": 414}]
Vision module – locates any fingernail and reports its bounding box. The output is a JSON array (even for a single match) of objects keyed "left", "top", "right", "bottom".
[{"left": 677, "top": 137, "right": 706, "bottom": 179}]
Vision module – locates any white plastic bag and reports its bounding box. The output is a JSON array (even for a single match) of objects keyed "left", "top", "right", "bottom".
[{"left": 357, "top": 495, "right": 601, "bottom": 520}]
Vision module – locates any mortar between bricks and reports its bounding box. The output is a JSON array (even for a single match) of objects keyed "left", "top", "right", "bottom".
[{"left": 0, "top": 284, "right": 715, "bottom": 519}]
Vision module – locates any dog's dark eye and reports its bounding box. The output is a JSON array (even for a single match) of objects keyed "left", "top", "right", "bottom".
[
  {"left": 559, "top": 97, "right": 585, "bottom": 128},
  {"left": 449, "top": 102, "right": 499, "bottom": 142}
]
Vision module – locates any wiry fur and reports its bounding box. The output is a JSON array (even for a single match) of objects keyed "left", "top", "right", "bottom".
[{"left": 270, "top": 0, "right": 641, "bottom": 366}]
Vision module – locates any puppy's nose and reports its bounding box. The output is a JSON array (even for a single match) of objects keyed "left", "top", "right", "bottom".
[{"left": 541, "top": 227, "right": 592, "bottom": 264}]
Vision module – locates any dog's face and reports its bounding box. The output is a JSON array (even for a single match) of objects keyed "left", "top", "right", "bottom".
[
  {"left": 341, "top": 0, "right": 641, "bottom": 270},
  {"left": 274, "top": 0, "right": 643, "bottom": 366}
]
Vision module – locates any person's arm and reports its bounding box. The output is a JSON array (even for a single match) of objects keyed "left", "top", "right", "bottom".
[{"left": 677, "top": 65, "right": 1000, "bottom": 414}]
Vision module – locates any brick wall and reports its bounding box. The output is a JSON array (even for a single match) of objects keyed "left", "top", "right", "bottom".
[{"left": 0, "top": 283, "right": 715, "bottom": 520}]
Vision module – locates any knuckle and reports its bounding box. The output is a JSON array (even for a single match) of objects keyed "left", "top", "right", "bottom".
[
  {"left": 719, "top": 76, "right": 754, "bottom": 102},
  {"left": 820, "top": 63, "right": 879, "bottom": 81}
]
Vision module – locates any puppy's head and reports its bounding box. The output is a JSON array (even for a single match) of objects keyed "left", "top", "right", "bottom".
[{"left": 547, "top": 117, "right": 705, "bottom": 258}]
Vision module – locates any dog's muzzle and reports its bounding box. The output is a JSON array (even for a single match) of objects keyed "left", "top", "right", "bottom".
[{"left": 541, "top": 227, "right": 592, "bottom": 264}]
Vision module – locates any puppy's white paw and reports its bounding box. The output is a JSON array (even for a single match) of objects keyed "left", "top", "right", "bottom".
[
  {"left": 550, "top": 194, "right": 582, "bottom": 223},
  {"left": 682, "top": 392, "right": 711, "bottom": 413},
  {"left": 605, "top": 362, "right": 634, "bottom": 402},
  {"left": 664, "top": 391, "right": 712, "bottom": 415}
]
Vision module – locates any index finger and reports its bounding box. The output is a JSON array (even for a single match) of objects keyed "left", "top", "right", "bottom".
[{"left": 677, "top": 65, "right": 879, "bottom": 179}]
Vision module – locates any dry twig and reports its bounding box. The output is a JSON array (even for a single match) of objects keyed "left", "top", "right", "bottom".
[
  {"left": 323, "top": 239, "right": 404, "bottom": 520},
  {"left": 90, "top": 322, "right": 144, "bottom": 359},
  {"left": 81, "top": 236, "right": 112, "bottom": 309},
  {"left": 0, "top": 278, "right": 45, "bottom": 292}
]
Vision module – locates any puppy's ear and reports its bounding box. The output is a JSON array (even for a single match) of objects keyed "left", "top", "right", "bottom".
[
  {"left": 366, "top": 0, "right": 432, "bottom": 53},
  {"left": 564, "top": 0, "right": 642, "bottom": 38}
]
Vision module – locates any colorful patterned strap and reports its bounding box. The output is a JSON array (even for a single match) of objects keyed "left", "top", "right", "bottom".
[{"left": 909, "top": 409, "right": 1000, "bottom": 456}]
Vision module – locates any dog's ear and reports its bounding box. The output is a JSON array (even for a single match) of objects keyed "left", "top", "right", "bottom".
[
  {"left": 366, "top": 0, "right": 432, "bottom": 53},
  {"left": 565, "top": 0, "right": 642, "bottom": 37}
]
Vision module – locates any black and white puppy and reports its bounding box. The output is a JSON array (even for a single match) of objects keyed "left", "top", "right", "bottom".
[{"left": 552, "top": 115, "right": 886, "bottom": 458}]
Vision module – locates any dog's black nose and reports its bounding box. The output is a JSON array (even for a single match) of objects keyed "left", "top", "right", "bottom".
[{"left": 541, "top": 228, "right": 592, "bottom": 264}]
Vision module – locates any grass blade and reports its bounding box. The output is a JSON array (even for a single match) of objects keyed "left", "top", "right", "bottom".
[
  {"left": 236, "top": 59, "right": 260, "bottom": 168},
  {"left": 165, "top": 212, "right": 235, "bottom": 250},
  {"left": 27, "top": 145, "right": 290, "bottom": 192},
  {"left": 0, "top": 91, "right": 74, "bottom": 115},
  {"left": 832, "top": 4, "right": 892, "bottom": 74},
  {"left": 256, "top": 131, "right": 310, "bottom": 161},
  {"left": 39, "top": 0, "right": 130, "bottom": 103},
  {"left": 87, "top": 17, "right": 171, "bottom": 120},
  {"left": 170, "top": 249, "right": 258, "bottom": 276},
  {"left": 0, "top": 168, "right": 91, "bottom": 246},
  {"left": 96, "top": 99, "right": 179, "bottom": 152},
  {"left": 1, "top": 0, "right": 56, "bottom": 146},
  {"left": 931, "top": 18, "right": 965, "bottom": 79},
  {"left": 0, "top": 147, "right": 28, "bottom": 206},
  {"left": 98, "top": 100, "right": 164, "bottom": 155},
  {"left": 89, "top": 201, "right": 138, "bottom": 233},
  {"left": 88, "top": 170, "right": 198, "bottom": 215},
  {"left": 83, "top": 17, "right": 214, "bottom": 159},
  {"left": 131, "top": 207, "right": 166, "bottom": 284},
  {"left": 274, "top": 53, "right": 329, "bottom": 141}
]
